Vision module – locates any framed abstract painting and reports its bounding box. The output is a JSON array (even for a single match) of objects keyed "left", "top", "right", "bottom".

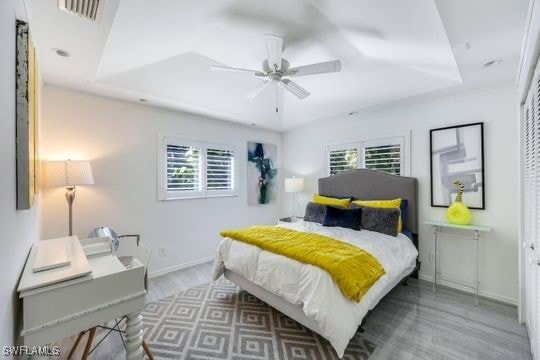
[
  {"left": 16, "top": 20, "right": 40, "bottom": 210},
  {"left": 247, "top": 142, "right": 278, "bottom": 205},
  {"left": 430, "top": 122, "right": 485, "bottom": 209}
]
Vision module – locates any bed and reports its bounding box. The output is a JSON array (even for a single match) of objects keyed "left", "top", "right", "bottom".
[{"left": 213, "top": 169, "right": 419, "bottom": 357}]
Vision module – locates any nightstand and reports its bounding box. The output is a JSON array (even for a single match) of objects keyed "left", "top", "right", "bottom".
[{"left": 424, "top": 220, "right": 492, "bottom": 305}]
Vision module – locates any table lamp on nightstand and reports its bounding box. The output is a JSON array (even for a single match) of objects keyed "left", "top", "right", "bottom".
[
  {"left": 47, "top": 160, "right": 94, "bottom": 236},
  {"left": 285, "top": 177, "right": 304, "bottom": 220}
]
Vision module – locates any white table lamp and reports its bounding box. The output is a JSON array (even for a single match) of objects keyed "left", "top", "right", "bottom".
[
  {"left": 47, "top": 160, "right": 94, "bottom": 236},
  {"left": 285, "top": 177, "right": 304, "bottom": 219}
]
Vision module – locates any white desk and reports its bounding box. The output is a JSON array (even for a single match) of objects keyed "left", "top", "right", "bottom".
[
  {"left": 18, "top": 236, "right": 146, "bottom": 359},
  {"left": 424, "top": 220, "right": 492, "bottom": 305}
]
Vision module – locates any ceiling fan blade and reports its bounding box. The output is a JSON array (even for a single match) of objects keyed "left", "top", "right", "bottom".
[
  {"left": 281, "top": 79, "right": 310, "bottom": 99},
  {"left": 265, "top": 34, "right": 283, "bottom": 71},
  {"left": 243, "top": 80, "right": 274, "bottom": 100},
  {"left": 210, "top": 65, "right": 265, "bottom": 76},
  {"left": 286, "top": 60, "right": 342, "bottom": 77}
]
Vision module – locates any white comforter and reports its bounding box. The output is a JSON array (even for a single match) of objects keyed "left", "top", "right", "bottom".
[{"left": 212, "top": 221, "right": 418, "bottom": 357}]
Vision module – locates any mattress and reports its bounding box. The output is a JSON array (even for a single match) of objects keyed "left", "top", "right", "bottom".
[{"left": 213, "top": 220, "right": 418, "bottom": 357}]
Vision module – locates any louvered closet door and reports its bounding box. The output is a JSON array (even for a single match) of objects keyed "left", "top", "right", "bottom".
[
  {"left": 522, "top": 56, "right": 540, "bottom": 358},
  {"left": 527, "top": 67, "right": 540, "bottom": 359}
]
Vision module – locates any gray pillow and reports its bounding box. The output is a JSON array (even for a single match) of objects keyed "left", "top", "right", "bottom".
[
  {"left": 303, "top": 202, "right": 327, "bottom": 224},
  {"left": 352, "top": 205, "right": 400, "bottom": 237}
]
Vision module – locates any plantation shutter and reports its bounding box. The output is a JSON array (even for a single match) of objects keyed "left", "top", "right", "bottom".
[
  {"left": 325, "top": 135, "right": 408, "bottom": 177},
  {"left": 364, "top": 144, "right": 402, "bottom": 175},
  {"left": 328, "top": 148, "right": 358, "bottom": 175},
  {"left": 206, "top": 148, "right": 235, "bottom": 191},
  {"left": 160, "top": 137, "right": 238, "bottom": 200},
  {"left": 166, "top": 144, "right": 200, "bottom": 191}
]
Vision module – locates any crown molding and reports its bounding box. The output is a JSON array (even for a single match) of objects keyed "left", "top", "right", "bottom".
[{"left": 284, "top": 83, "right": 516, "bottom": 132}]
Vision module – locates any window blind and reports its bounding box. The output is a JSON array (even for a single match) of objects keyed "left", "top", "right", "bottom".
[
  {"left": 326, "top": 135, "right": 407, "bottom": 177},
  {"left": 160, "top": 137, "right": 238, "bottom": 200},
  {"left": 206, "top": 148, "right": 235, "bottom": 191},
  {"left": 166, "top": 145, "right": 200, "bottom": 191},
  {"left": 329, "top": 148, "right": 358, "bottom": 175},
  {"left": 364, "top": 144, "right": 401, "bottom": 175}
]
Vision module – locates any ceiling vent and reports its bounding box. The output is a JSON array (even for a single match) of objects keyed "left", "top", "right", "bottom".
[{"left": 58, "top": 0, "right": 104, "bottom": 23}]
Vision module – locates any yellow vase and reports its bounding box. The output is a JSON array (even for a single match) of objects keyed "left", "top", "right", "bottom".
[
  {"left": 446, "top": 201, "right": 472, "bottom": 225},
  {"left": 446, "top": 180, "right": 472, "bottom": 225}
]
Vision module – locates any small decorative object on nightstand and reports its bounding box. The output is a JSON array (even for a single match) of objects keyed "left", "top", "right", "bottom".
[{"left": 424, "top": 220, "right": 492, "bottom": 305}]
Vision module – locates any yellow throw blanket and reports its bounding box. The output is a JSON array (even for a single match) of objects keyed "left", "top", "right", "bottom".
[{"left": 220, "top": 225, "right": 385, "bottom": 302}]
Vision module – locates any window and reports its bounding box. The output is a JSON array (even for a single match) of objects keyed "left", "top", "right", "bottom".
[
  {"left": 159, "top": 136, "right": 238, "bottom": 200},
  {"left": 325, "top": 133, "right": 409, "bottom": 176},
  {"left": 328, "top": 148, "right": 358, "bottom": 175},
  {"left": 166, "top": 144, "right": 200, "bottom": 192},
  {"left": 363, "top": 140, "right": 403, "bottom": 175},
  {"left": 206, "top": 148, "right": 235, "bottom": 191}
]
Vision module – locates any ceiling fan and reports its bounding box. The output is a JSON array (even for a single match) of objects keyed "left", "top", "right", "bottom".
[{"left": 210, "top": 35, "right": 342, "bottom": 105}]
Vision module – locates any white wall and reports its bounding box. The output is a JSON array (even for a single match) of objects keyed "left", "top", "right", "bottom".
[
  {"left": 39, "top": 81, "right": 519, "bottom": 303},
  {"left": 282, "top": 87, "right": 520, "bottom": 304},
  {"left": 40, "top": 86, "right": 282, "bottom": 275},
  {"left": 0, "top": 0, "right": 41, "bottom": 350}
]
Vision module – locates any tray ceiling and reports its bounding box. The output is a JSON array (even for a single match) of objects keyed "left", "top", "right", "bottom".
[{"left": 27, "top": 0, "right": 528, "bottom": 130}]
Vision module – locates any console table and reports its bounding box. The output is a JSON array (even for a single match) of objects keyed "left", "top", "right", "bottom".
[{"left": 424, "top": 220, "right": 492, "bottom": 305}]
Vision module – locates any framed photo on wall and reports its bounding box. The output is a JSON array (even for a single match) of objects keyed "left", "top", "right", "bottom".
[{"left": 430, "top": 122, "right": 485, "bottom": 209}]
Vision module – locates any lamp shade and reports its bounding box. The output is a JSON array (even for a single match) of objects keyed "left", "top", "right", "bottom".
[
  {"left": 285, "top": 177, "right": 304, "bottom": 193},
  {"left": 47, "top": 160, "right": 94, "bottom": 187}
]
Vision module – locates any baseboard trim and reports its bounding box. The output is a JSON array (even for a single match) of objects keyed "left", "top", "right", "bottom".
[
  {"left": 418, "top": 273, "right": 518, "bottom": 306},
  {"left": 148, "top": 256, "right": 214, "bottom": 279},
  {"left": 148, "top": 259, "right": 518, "bottom": 305}
]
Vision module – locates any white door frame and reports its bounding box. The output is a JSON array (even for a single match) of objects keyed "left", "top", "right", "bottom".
[{"left": 518, "top": 103, "right": 525, "bottom": 324}]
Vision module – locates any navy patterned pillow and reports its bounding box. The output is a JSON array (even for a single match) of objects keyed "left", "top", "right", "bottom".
[
  {"left": 356, "top": 206, "right": 400, "bottom": 237},
  {"left": 303, "top": 202, "right": 327, "bottom": 224},
  {"left": 322, "top": 206, "right": 362, "bottom": 231}
]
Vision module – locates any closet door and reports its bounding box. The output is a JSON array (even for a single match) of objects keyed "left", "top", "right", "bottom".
[
  {"left": 531, "top": 83, "right": 538, "bottom": 357},
  {"left": 523, "top": 57, "right": 540, "bottom": 358}
]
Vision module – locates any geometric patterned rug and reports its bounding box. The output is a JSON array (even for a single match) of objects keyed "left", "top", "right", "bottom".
[{"left": 141, "top": 278, "right": 375, "bottom": 359}]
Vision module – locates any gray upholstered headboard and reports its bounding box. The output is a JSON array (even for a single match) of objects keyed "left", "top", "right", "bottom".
[{"left": 318, "top": 169, "right": 418, "bottom": 234}]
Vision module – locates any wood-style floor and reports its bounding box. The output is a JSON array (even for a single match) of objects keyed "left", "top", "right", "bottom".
[
  {"left": 363, "top": 280, "right": 531, "bottom": 360},
  {"left": 55, "top": 261, "right": 532, "bottom": 360}
]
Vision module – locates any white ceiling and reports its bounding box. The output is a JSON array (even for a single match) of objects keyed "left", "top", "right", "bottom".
[{"left": 26, "top": 0, "right": 529, "bottom": 131}]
